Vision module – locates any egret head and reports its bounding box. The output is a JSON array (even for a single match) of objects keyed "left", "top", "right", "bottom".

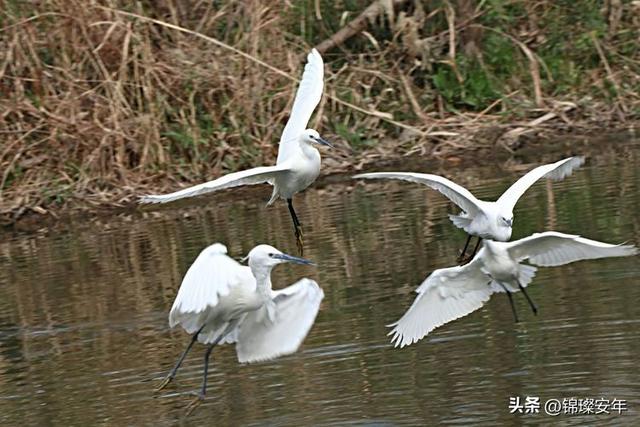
[
  {"left": 246, "top": 244, "right": 314, "bottom": 271},
  {"left": 300, "top": 129, "right": 333, "bottom": 148},
  {"left": 499, "top": 215, "right": 513, "bottom": 228},
  {"left": 490, "top": 214, "right": 513, "bottom": 241}
]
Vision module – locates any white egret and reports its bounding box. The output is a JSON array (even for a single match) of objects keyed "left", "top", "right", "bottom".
[
  {"left": 389, "top": 231, "right": 637, "bottom": 348},
  {"left": 140, "top": 49, "right": 332, "bottom": 255},
  {"left": 354, "top": 157, "right": 585, "bottom": 261},
  {"left": 156, "top": 243, "right": 324, "bottom": 414}
]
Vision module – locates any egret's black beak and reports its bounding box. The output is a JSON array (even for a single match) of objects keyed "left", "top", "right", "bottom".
[
  {"left": 272, "top": 253, "right": 315, "bottom": 266},
  {"left": 314, "top": 137, "right": 334, "bottom": 148},
  {"left": 505, "top": 219, "right": 513, "bottom": 227}
]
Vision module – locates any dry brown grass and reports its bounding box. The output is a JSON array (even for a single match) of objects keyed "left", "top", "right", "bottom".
[
  {"left": 1, "top": 0, "right": 639, "bottom": 224},
  {"left": 1, "top": 1, "right": 305, "bottom": 220}
]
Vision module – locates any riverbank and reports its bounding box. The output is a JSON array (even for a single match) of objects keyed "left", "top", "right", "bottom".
[{"left": 2, "top": 1, "right": 639, "bottom": 226}]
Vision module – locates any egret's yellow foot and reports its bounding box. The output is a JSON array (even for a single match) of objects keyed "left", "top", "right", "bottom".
[
  {"left": 460, "top": 254, "right": 474, "bottom": 265},
  {"left": 155, "top": 375, "right": 173, "bottom": 392},
  {"left": 295, "top": 226, "right": 304, "bottom": 257},
  {"left": 185, "top": 393, "right": 204, "bottom": 416}
]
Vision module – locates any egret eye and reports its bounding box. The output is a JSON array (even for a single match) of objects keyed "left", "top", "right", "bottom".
[{"left": 268, "top": 253, "right": 274, "bottom": 257}]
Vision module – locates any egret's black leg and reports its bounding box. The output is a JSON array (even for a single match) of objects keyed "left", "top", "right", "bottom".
[
  {"left": 470, "top": 237, "right": 482, "bottom": 258},
  {"left": 287, "top": 198, "right": 304, "bottom": 256},
  {"left": 286, "top": 198, "right": 300, "bottom": 227},
  {"left": 518, "top": 281, "right": 538, "bottom": 315},
  {"left": 457, "top": 235, "right": 473, "bottom": 263},
  {"left": 156, "top": 325, "right": 204, "bottom": 392},
  {"left": 496, "top": 282, "right": 519, "bottom": 323},
  {"left": 185, "top": 335, "right": 223, "bottom": 416},
  {"left": 461, "top": 237, "right": 483, "bottom": 265}
]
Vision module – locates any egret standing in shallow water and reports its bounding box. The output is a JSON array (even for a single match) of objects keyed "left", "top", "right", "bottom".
[
  {"left": 140, "top": 49, "right": 332, "bottom": 256},
  {"left": 354, "top": 157, "right": 585, "bottom": 261},
  {"left": 388, "top": 231, "right": 637, "bottom": 348},
  {"left": 156, "top": 243, "right": 324, "bottom": 415}
]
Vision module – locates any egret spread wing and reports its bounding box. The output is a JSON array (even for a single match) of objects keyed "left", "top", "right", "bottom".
[
  {"left": 277, "top": 49, "right": 324, "bottom": 164},
  {"left": 505, "top": 231, "right": 638, "bottom": 267},
  {"left": 388, "top": 260, "right": 491, "bottom": 348},
  {"left": 168, "top": 243, "right": 254, "bottom": 333},
  {"left": 235, "top": 278, "right": 324, "bottom": 363},
  {"left": 354, "top": 172, "right": 483, "bottom": 216},
  {"left": 496, "top": 157, "right": 585, "bottom": 212},
  {"left": 139, "top": 164, "right": 291, "bottom": 204}
]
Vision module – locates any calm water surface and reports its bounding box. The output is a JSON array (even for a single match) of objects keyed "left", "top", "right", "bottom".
[{"left": 0, "top": 141, "right": 639, "bottom": 426}]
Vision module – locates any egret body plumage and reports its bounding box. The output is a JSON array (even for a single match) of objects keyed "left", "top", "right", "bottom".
[
  {"left": 389, "top": 231, "right": 637, "bottom": 348},
  {"left": 140, "top": 50, "right": 331, "bottom": 255},
  {"left": 355, "top": 157, "right": 585, "bottom": 260},
  {"left": 157, "top": 243, "right": 324, "bottom": 414}
]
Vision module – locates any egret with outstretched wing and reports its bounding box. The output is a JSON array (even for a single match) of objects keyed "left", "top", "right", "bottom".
[
  {"left": 389, "top": 231, "right": 637, "bottom": 348},
  {"left": 156, "top": 243, "right": 324, "bottom": 415},
  {"left": 140, "top": 49, "right": 332, "bottom": 255},
  {"left": 355, "top": 157, "right": 585, "bottom": 261}
]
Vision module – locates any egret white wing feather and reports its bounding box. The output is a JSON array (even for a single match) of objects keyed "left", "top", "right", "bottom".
[
  {"left": 277, "top": 49, "right": 324, "bottom": 163},
  {"left": 354, "top": 172, "right": 483, "bottom": 216},
  {"left": 235, "top": 278, "right": 324, "bottom": 363},
  {"left": 197, "top": 319, "right": 244, "bottom": 345},
  {"left": 388, "top": 260, "right": 491, "bottom": 348},
  {"left": 505, "top": 231, "right": 638, "bottom": 267},
  {"left": 496, "top": 157, "right": 585, "bottom": 212},
  {"left": 139, "top": 164, "right": 292, "bottom": 204},
  {"left": 168, "top": 244, "right": 255, "bottom": 332}
]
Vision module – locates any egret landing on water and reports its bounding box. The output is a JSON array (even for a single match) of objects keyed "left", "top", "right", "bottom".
[
  {"left": 139, "top": 49, "right": 332, "bottom": 256},
  {"left": 354, "top": 156, "right": 585, "bottom": 262},
  {"left": 156, "top": 243, "right": 324, "bottom": 415},
  {"left": 388, "top": 231, "right": 638, "bottom": 348}
]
